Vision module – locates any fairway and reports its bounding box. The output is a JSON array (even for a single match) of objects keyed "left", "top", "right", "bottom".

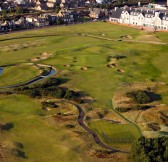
[{"left": 0, "top": 22, "right": 168, "bottom": 161}]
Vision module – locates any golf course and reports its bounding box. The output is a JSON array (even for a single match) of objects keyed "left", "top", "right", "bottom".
[{"left": 0, "top": 22, "right": 168, "bottom": 162}]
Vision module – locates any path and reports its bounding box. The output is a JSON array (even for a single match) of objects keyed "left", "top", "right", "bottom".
[
  {"left": 82, "top": 34, "right": 167, "bottom": 45},
  {"left": 110, "top": 100, "right": 142, "bottom": 137}
]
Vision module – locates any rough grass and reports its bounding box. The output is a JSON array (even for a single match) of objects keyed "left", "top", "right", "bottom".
[{"left": 0, "top": 95, "right": 97, "bottom": 162}]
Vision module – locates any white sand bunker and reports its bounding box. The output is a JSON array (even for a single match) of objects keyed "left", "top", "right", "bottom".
[
  {"left": 117, "top": 69, "right": 125, "bottom": 73},
  {"left": 81, "top": 67, "right": 88, "bottom": 71}
]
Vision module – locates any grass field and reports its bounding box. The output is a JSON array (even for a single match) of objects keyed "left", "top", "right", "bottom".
[
  {"left": 0, "top": 94, "right": 100, "bottom": 162},
  {"left": 88, "top": 120, "right": 141, "bottom": 146},
  {"left": 0, "top": 64, "right": 40, "bottom": 87},
  {"left": 0, "top": 22, "right": 168, "bottom": 161}
]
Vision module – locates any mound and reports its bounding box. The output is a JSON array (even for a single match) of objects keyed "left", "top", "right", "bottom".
[
  {"left": 120, "top": 35, "right": 133, "bottom": 39},
  {"left": 113, "top": 82, "right": 168, "bottom": 137}
]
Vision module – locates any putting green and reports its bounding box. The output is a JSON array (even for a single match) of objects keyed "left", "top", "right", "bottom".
[{"left": 0, "top": 64, "right": 40, "bottom": 87}]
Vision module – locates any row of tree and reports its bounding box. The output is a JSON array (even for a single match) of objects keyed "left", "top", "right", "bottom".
[{"left": 131, "top": 136, "right": 168, "bottom": 162}]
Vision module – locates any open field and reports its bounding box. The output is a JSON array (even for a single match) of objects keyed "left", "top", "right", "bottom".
[{"left": 0, "top": 22, "right": 168, "bottom": 161}]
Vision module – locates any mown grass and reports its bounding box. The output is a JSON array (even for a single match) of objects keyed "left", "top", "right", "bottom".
[
  {"left": 0, "top": 22, "right": 168, "bottom": 161},
  {"left": 88, "top": 120, "right": 141, "bottom": 145},
  {"left": 0, "top": 64, "right": 40, "bottom": 87}
]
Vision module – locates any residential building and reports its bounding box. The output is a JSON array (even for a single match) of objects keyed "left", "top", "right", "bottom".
[{"left": 109, "top": 7, "right": 168, "bottom": 30}]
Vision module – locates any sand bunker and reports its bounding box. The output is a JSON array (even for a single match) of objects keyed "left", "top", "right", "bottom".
[
  {"left": 117, "top": 69, "right": 125, "bottom": 73},
  {"left": 81, "top": 67, "right": 88, "bottom": 71}
]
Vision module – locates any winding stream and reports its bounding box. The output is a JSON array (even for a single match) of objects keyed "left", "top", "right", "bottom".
[
  {"left": 61, "top": 100, "right": 127, "bottom": 153},
  {"left": 0, "top": 67, "right": 3, "bottom": 75},
  {"left": 0, "top": 65, "right": 128, "bottom": 153}
]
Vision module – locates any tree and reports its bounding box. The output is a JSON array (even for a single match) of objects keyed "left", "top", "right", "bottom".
[
  {"left": 131, "top": 137, "right": 168, "bottom": 162},
  {"left": 16, "top": 7, "right": 23, "bottom": 15}
]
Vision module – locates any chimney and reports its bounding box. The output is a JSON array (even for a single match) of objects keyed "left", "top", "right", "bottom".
[{"left": 114, "top": 7, "right": 118, "bottom": 11}]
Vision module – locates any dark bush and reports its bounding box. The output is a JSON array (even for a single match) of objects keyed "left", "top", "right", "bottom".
[
  {"left": 14, "top": 78, "right": 82, "bottom": 102},
  {"left": 115, "top": 107, "right": 132, "bottom": 112},
  {"left": 131, "top": 136, "right": 168, "bottom": 162},
  {"left": 64, "top": 90, "right": 80, "bottom": 101},
  {"left": 107, "top": 55, "right": 126, "bottom": 61},
  {"left": 65, "top": 124, "right": 75, "bottom": 128},
  {"left": 126, "top": 90, "right": 152, "bottom": 104}
]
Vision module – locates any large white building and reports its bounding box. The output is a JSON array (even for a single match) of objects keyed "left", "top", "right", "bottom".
[{"left": 109, "top": 7, "right": 168, "bottom": 30}]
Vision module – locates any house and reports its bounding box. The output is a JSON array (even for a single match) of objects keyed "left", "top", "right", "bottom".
[
  {"left": 109, "top": 8, "right": 122, "bottom": 22},
  {"left": 161, "top": 13, "right": 168, "bottom": 30},
  {"left": 40, "top": 13, "right": 58, "bottom": 24},
  {"left": 46, "top": 0, "right": 60, "bottom": 9},
  {"left": 0, "top": 21, "right": 9, "bottom": 32},
  {"left": 57, "top": 9, "right": 79, "bottom": 22},
  {"left": 26, "top": 15, "right": 49, "bottom": 27},
  {"left": 35, "top": 0, "right": 48, "bottom": 10},
  {"left": 109, "top": 7, "right": 168, "bottom": 30},
  {"left": 89, "top": 8, "right": 107, "bottom": 19},
  {"left": 34, "top": 18, "right": 49, "bottom": 27},
  {"left": 0, "top": 25, "right": 8, "bottom": 32},
  {"left": 15, "top": 17, "right": 26, "bottom": 26}
]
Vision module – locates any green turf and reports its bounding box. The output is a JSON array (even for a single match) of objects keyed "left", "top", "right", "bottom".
[
  {"left": 0, "top": 22, "right": 168, "bottom": 161},
  {"left": 0, "top": 94, "right": 95, "bottom": 162},
  {"left": 0, "top": 64, "right": 40, "bottom": 87},
  {"left": 88, "top": 120, "right": 141, "bottom": 145}
]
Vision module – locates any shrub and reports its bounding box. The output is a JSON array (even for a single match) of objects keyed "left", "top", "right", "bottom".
[
  {"left": 14, "top": 78, "right": 83, "bottom": 102},
  {"left": 115, "top": 107, "right": 132, "bottom": 112},
  {"left": 65, "top": 124, "right": 75, "bottom": 128},
  {"left": 131, "top": 137, "right": 168, "bottom": 162},
  {"left": 126, "top": 90, "right": 152, "bottom": 104},
  {"left": 64, "top": 90, "right": 80, "bottom": 101},
  {"left": 107, "top": 55, "right": 126, "bottom": 61}
]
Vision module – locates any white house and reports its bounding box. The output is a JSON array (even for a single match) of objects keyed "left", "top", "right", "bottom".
[{"left": 109, "top": 7, "right": 168, "bottom": 30}]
